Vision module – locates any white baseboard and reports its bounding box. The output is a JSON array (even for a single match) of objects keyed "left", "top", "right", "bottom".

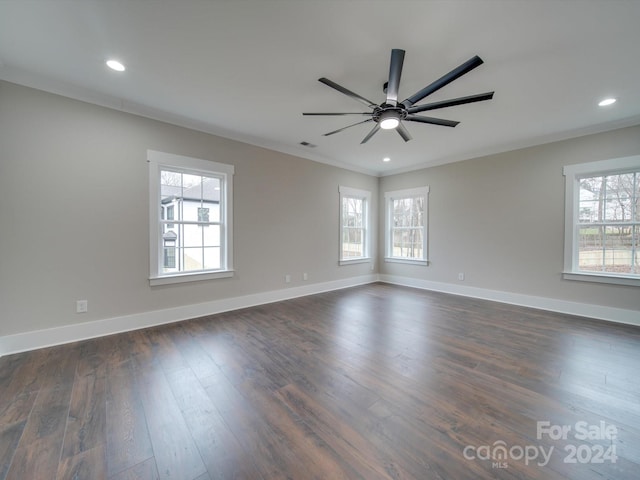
[
  {"left": 0, "top": 275, "right": 377, "bottom": 356},
  {"left": 379, "top": 274, "right": 640, "bottom": 327},
  {"left": 2, "top": 273, "right": 637, "bottom": 357}
]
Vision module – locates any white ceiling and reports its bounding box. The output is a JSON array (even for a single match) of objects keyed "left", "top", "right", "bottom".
[{"left": 1, "top": 0, "right": 639, "bottom": 176}]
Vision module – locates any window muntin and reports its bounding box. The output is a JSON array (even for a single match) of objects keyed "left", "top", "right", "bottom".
[
  {"left": 385, "top": 186, "right": 429, "bottom": 264},
  {"left": 563, "top": 156, "right": 640, "bottom": 286},
  {"left": 148, "top": 150, "right": 234, "bottom": 285},
  {"left": 339, "top": 186, "right": 371, "bottom": 264}
]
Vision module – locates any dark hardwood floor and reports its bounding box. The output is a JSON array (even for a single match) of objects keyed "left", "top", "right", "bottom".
[{"left": 1, "top": 283, "right": 639, "bottom": 479}]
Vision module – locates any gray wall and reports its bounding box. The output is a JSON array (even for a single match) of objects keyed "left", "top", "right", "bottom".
[
  {"left": 379, "top": 125, "right": 640, "bottom": 311},
  {"left": 0, "top": 81, "right": 377, "bottom": 337},
  {"left": 1, "top": 79, "right": 638, "bottom": 341}
]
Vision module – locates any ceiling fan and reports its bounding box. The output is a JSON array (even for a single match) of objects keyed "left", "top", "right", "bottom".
[{"left": 303, "top": 49, "right": 494, "bottom": 144}]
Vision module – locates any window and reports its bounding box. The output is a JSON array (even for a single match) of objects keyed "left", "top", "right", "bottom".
[
  {"left": 385, "top": 186, "right": 429, "bottom": 265},
  {"left": 563, "top": 155, "right": 640, "bottom": 286},
  {"left": 148, "top": 150, "right": 234, "bottom": 285},
  {"left": 198, "top": 207, "right": 209, "bottom": 223},
  {"left": 339, "top": 186, "right": 371, "bottom": 264}
]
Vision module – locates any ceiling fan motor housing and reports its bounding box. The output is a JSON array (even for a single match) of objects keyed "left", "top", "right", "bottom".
[{"left": 374, "top": 106, "right": 406, "bottom": 128}]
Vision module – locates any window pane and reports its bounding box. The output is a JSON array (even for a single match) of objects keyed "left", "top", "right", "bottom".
[
  {"left": 203, "top": 247, "right": 221, "bottom": 270},
  {"left": 579, "top": 225, "right": 635, "bottom": 274},
  {"left": 160, "top": 170, "right": 182, "bottom": 198},
  {"left": 202, "top": 176, "right": 221, "bottom": 202},
  {"left": 393, "top": 213, "right": 406, "bottom": 227},
  {"left": 603, "top": 225, "right": 633, "bottom": 274},
  {"left": 578, "top": 225, "right": 603, "bottom": 272},
  {"left": 209, "top": 203, "right": 220, "bottom": 222},
  {"left": 160, "top": 171, "right": 182, "bottom": 226},
  {"left": 579, "top": 176, "right": 603, "bottom": 224},
  {"left": 343, "top": 197, "right": 363, "bottom": 227},
  {"left": 414, "top": 198, "right": 424, "bottom": 226},
  {"left": 392, "top": 228, "right": 423, "bottom": 259},
  {"left": 182, "top": 224, "right": 202, "bottom": 248},
  {"left": 182, "top": 247, "right": 204, "bottom": 271},
  {"left": 203, "top": 225, "right": 220, "bottom": 247},
  {"left": 352, "top": 212, "right": 363, "bottom": 227},
  {"left": 182, "top": 173, "right": 201, "bottom": 191},
  {"left": 392, "top": 197, "right": 424, "bottom": 228},
  {"left": 182, "top": 199, "right": 199, "bottom": 222},
  {"left": 604, "top": 173, "right": 634, "bottom": 222},
  {"left": 179, "top": 174, "right": 200, "bottom": 221},
  {"left": 349, "top": 228, "right": 362, "bottom": 244},
  {"left": 393, "top": 198, "right": 410, "bottom": 227},
  {"left": 342, "top": 227, "right": 363, "bottom": 258}
]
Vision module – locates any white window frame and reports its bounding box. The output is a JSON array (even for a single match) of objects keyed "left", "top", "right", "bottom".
[
  {"left": 148, "top": 150, "right": 234, "bottom": 286},
  {"left": 563, "top": 155, "right": 640, "bottom": 287},
  {"left": 385, "top": 186, "right": 429, "bottom": 265},
  {"left": 339, "top": 186, "right": 372, "bottom": 265}
]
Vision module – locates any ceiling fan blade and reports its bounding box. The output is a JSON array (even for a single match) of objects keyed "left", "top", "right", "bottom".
[
  {"left": 303, "top": 112, "right": 372, "bottom": 116},
  {"left": 401, "top": 55, "right": 484, "bottom": 108},
  {"left": 405, "top": 115, "right": 460, "bottom": 127},
  {"left": 323, "top": 118, "right": 373, "bottom": 136},
  {"left": 386, "top": 49, "right": 405, "bottom": 106},
  {"left": 396, "top": 123, "right": 412, "bottom": 142},
  {"left": 407, "top": 91, "right": 494, "bottom": 114},
  {"left": 318, "top": 78, "right": 378, "bottom": 108},
  {"left": 360, "top": 124, "right": 381, "bottom": 144}
]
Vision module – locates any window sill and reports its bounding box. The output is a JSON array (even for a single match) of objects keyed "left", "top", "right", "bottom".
[
  {"left": 339, "top": 257, "right": 372, "bottom": 266},
  {"left": 150, "top": 269, "right": 235, "bottom": 286},
  {"left": 384, "top": 257, "right": 429, "bottom": 266},
  {"left": 562, "top": 271, "right": 640, "bottom": 287}
]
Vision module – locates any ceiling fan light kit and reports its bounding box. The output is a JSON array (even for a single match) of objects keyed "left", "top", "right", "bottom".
[
  {"left": 378, "top": 110, "right": 401, "bottom": 130},
  {"left": 303, "top": 49, "right": 494, "bottom": 144}
]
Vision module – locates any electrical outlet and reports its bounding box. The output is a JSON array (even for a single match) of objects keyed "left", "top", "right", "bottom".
[
  {"left": 458, "top": 272, "right": 465, "bottom": 281},
  {"left": 303, "top": 272, "right": 308, "bottom": 281},
  {"left": 76, "top": 300, "right": 88, "bottom": 313},
  {"left": 285, "top": 274, "right": 291, "bottom": 283}
]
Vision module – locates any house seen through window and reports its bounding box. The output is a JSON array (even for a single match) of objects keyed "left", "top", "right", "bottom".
[
  {"left": 148, "top": 150, "right": 234, "bottom": 285},
  {"left": 160, "top": 170, "right": 221, "bottom": 273}
]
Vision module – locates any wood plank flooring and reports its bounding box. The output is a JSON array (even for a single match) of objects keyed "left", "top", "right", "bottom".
[{"left": 1, "top": 282, "right": 639, "bottom": 479}]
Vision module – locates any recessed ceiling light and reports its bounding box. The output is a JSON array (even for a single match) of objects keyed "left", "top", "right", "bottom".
[
  {"left": 383, "top": 157, "right": 391, "bottom": 162},
  {"left": 106, "top": 59, "right": 125, "bottom": 72},
  {"left": 598, "top": 98, "right": 616, "bottom": 107}
]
